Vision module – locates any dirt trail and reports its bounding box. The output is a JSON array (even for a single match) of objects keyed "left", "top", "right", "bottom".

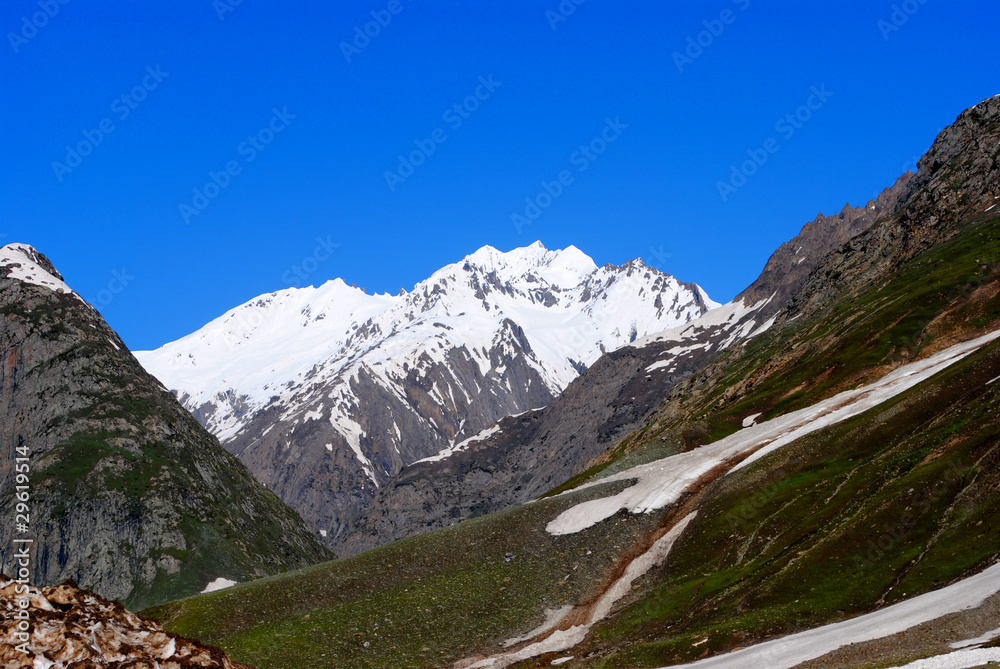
[{"left": 453, "top": 451, "right": 761, "bottom": 669}]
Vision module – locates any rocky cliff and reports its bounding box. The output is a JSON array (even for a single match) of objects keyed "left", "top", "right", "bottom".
[{"left": 0, "top": 244, "right": 331, "bottom": 609}]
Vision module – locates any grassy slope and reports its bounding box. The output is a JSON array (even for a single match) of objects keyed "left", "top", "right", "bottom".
[
  {"left": 533, "top": 212, "right": 1000, "bottom": 666},
  {"left": 146, "top": 213, "right": 1000, "bottom": 668},
  {"left": 560, "top": 209, "right": 1000, "bottom": 492},
  {"left": 145, "top": 478, "right": 673, "bottom": 668},
  {"left": 571, "top": 337, "right": 1000, "bottom": 667}
]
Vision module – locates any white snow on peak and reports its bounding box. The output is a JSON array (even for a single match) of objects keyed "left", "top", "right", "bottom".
[
  {"left": 135, "top": 278, "right": 397, "bottom": 440},
  {"left": 136, "top": 242, "right": 718, "bottom": 450},
  {"left": 0, "top": 243, "right": 75, "bottom": 295},
  {"left": 461, "top": 241, "right": 597, "bottom": 289}
]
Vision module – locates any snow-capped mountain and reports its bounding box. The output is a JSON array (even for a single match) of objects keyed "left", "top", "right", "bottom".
[{"left": 136, "top": 242, "right": 718, "bottom": 545}]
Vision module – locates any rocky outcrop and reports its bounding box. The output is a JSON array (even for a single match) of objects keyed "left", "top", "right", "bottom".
[
  {"left": 0, "top": 244, "right": 331, "bottom": 609},
  {"left": 737, "top": 170, "right": 913, "bottom": 306},
  {"left": 790, "top": 95, "right": 1000, "bottom": 316},
  {"left": 0, "top": 575, "right": 250, "bottom": 668}
]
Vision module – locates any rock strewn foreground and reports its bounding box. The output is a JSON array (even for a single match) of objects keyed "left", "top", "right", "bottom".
[{"left": 0, "top": 575, "right": 250, "bottom": 669}]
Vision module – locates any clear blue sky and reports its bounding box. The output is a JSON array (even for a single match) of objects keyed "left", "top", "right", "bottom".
[{"left": 2, "top": 1, "right": 997, "bottom": 350}]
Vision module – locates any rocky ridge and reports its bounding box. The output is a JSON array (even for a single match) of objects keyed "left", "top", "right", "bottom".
[
  {"left": 0, "top": 244, "right": 330, "bottom": 609},
  {"left": 137, "top": 243, "right": 717, "bottom": 546}
]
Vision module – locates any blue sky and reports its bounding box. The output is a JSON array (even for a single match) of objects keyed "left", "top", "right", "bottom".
[{"left": 2, "top": 1, "right": 997, "bottom": 350}]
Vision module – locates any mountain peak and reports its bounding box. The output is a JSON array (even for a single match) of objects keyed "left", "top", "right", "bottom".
[
  {"left": 0, "top": 243, "right": 73, "bottom": 295},
  {"left": 461, "top": 242, "right": 598, "bottom": 289}
]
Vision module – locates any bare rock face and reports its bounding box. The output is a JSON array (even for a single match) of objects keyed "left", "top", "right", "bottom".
[
  {"left": 0, "top": 575, "right": 250, "bottom": 668},
  {"left": 737, "top": 170, "right": 914, "bottom": 306},
  {"left": 790, "top": 95, "right": 1000, "bottom": 316},
  {"left": 0, "top": 244, "right": 330, "bottom": 609}
]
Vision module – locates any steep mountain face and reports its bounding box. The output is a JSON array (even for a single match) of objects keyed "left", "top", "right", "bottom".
[
  {"left": 147, "top": 96, "right": 1000, "bottom": 669},
  {"left": 736, "top": 170, "right": 913, "bottom": 305},
  {"left": 0, "top": 244, "right": 330, "bottom": 610},
  {"left": 137, "top": 242, "right": 717, "bottom": 545},
  {"left": 787, "top": 94, "right": 1000, "bottom": 316},
  {"left": 1, "top": 575, "right": 249, "bottom": 669},
  {"left": 338, "top": 173, "right": 916, "bottom": 556}
]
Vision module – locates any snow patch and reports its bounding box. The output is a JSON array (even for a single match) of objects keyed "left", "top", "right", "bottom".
[
  {"left": 417, "top": 424, "right": 502, "bottom": 464},
  {"left": 1, "top": 244, "right": 76, "bottom": 296},
  {"left": 950, "top": 626, "right": 1000, "bottom": 649},
  {"left": 501, "top": 606, "right": 574, "bottom": 648},
  {"left": 201, "top": 577, "right": 237, "bottom": 593},
  {"left": 662, "top": 562, "right": 1000, "bottom": 669},
  {"left": 330, "top": 413, "right": 378, "bottom": 487},
  {"left": 547, "top": 330, "right": 1000, "bottom": 536},
  {"left": 889, "top": 648, "right": 1000, "bottom": 668},
  {"left": 742, "top": 413, "right": 762, "bottom": 428}
]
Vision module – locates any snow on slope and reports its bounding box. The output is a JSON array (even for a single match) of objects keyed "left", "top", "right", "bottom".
[
  {"left": 136, "top": 278, "right": 397, "bottom": 441},
  {"left": 458, "top": 514, "right": 697, "bottom": 669},
  {"left": 0, "top": 243, "right": 76, "bottom": 295},
  {"left": 888, "top": 648, "right": 1000, "bottom": 669},
  {"left": 546, "top": 328, "right": 1000, "bottom": 536},
  {"left": 415, "top": 423, "right": 503, "bottom": 464},
  {"left": 665, "top": 562, "right": 1000, "bottom": 669},
  {"left": 136, "top": 242, "right": 718, "bottom": 447},
  {"left": 453, "top": 330, "right": 1000, "bottom": 666}
]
